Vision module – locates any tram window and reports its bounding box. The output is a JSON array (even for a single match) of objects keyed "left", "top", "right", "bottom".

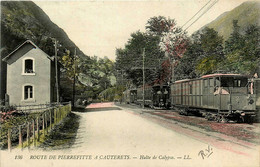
[
  {"left": 215, "top": 78, "right": 220, "bottom": 86},
  {"left": 203, "top": 79, "right": 208, "bottom": 87},
  {"left": 209, "top": 79, "right": 214, "bottom": 87},
  {"left": 234, "top": 80, "right": 241, "bottom": 87},
  {"left": 221, "top": 77, "right": 248, "bottom": 87},
  {"left": 221, "top": 77, "right": 233, "bottom": 87},
  {"left": 189, "top": 84, "right": 192, "bottom": 94},
  {"left": 234, "top": 78, "right": 247, "bottom": 87}
]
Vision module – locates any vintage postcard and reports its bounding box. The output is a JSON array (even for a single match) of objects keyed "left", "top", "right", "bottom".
[{"left": 0, "top": 0, "right": 259, "bottom": 167}]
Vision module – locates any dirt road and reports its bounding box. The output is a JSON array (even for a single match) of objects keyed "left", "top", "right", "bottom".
[{"left": 1, "top": 102, "right": 259, "bottom": 167}]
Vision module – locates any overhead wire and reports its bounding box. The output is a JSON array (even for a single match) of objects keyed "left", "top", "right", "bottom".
[
  {"left": 184, "top": 0, "right": 219, "bottom": 31},
  {"left": 116, "top": 0, "right": 220, "bottom": 80},
  {"left": 164, "top": 0, "right": 219, "bottom": 57},
  {"left": 181, "top": 0, "right": 213, "bottom": 29}
]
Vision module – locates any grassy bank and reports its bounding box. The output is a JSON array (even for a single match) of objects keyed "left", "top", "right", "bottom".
[{"left": 38, "top": 112, "right": 80, "bottom": 150}]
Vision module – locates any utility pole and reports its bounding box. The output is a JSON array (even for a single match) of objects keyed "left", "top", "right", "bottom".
[
  {"left": 142, "top": 48, "right": 145, "bottom": 109},
  {"left": 165, "top": 51, "right": 175, "bottom": 83},
  {"left": 72, "top": 48, "right": 76, "bottom": 107},
  {"left": 54, "top": 39, "right": 60, "bottom": 103},
  {"left": 171, "top": 58, "right": 175, "bottom": 83}
]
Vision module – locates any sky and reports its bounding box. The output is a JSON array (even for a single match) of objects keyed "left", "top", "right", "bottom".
[{"left": 34, "top": 0, "right": 250, "bottom": 60}]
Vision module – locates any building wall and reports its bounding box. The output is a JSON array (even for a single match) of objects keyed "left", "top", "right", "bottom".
[
  {"left": 51, "top": 60, "right": 58, "bottom": 103},
  {"left": 0, "top": 56, "right": 7, "bottom": 104},
  {"left": 6, "top": 47, "right": 51, "bottom": 105}
]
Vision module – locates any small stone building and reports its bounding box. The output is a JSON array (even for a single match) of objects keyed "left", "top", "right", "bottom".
[{"left": 2, "top": 40, "right": 59, "bottom": 105}]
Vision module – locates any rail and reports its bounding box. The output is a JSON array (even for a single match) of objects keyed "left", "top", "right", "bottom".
[{"left": 0, "top": 102, "right": 72, "bottom": 151}]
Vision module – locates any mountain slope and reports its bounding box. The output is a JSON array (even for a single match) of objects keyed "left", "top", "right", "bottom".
[
  {"left": 201, "top": 1, "right": 260, "bottom": 39},
  {"left": 1, "top": 1, "right": 86, "bottom": 57}
]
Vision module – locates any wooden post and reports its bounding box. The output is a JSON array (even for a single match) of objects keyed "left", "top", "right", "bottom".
[
  {"left": 142, "top": 48, "right": 145, "bottom": 109},
  {"left": 19, "top": 125, "right": 23, "bottom": 150},
  {"left": 42, "top": 115, "right": 45, "bottom": 136},
  {"left": 45, "top": 112, "right": 48, "bottom": 134},
  {"left": 37, "top": 117, "right": 39, "bottom": 141},
  {"left": 63, "top": 106, "right": 65, "bottom": 118},
  {"left": 53, "top": 108, "right": 57, "bottom": 125},
  {"left": 55, "top": 108, "right": 57, "bottom": 123},
  {"left": 27, "top": 123, "right": 30, "bottom": 149},
  {"left": 61, "top": 107, "right": 65, "bottom": 119},
  {"left": 57, "top": 107, "right": 59, "bottom": 122},
  {"left": 59, "top": 107, "right": 61, "bottom": 120},
  {"left": 8, "top": 129, "right": 11, "bottom": 152},
  {"left": 58, "top": 107, "right": 60, "bottom": 121},
  {"left": 32, "top": 119, "right": 35, "bottom": 146},
  {"left": 60, "top": 107, "right": 62, "bottom": 119},
  {"left": 50, "top": 109, "right": 52, "bottom": 129}
]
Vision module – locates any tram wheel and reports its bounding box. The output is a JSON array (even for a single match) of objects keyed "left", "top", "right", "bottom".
[{"left": 216, "top": 115, "right": 228, "bottom": 123}]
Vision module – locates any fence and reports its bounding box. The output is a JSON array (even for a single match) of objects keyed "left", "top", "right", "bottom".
[
  {"left": 4, "top": 102, "right": 61, "bottom": 113},
  {"left": 1, "top": 102, "right": 71, "bottom": 151}
]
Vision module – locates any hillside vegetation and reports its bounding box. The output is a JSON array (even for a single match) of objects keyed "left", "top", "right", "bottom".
[
  {"left": 202, "top": 1, "right": 260, "bottom": 39},
  {"left": 1, "top": 1, "right": 85, "bottom": 57},
  {"left": 1, "top": 1, "right": 116, "bottom": 102}
]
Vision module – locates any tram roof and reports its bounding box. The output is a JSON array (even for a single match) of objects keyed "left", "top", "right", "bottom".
[
  {"left": 201, "top": 73, "right": 249, "bottom": 78},
  {"left": 174, "top": 73, "right": 249, "bottom": 84},
  {"left": 174, "top": 79, "right": 191, "bottom": 83}
]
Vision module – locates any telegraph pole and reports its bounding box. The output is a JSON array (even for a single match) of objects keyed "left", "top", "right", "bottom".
[
  {"left": 54, "top": 39, "right": 60, "bottom": 103},
  {"left": 72, "top": 48, "right": 76, "bottom": 107},
  {"left": 171, "top": 58, "right": 175, "bottom": 83},
  {"left": 142, "top": 48, "right": 145, "bottom": 109}
]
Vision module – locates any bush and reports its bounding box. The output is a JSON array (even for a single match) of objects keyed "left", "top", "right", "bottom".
[{"left": 0, "top": 106, "right": 17, "bottom": 123}]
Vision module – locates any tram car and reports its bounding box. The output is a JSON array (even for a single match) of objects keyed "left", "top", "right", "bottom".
[
  {"left": 136, "top": 85, "right": 153, "bottom": 107},
  {"left": 252, "top": 78, "right": 260, "bottom": 121},
  {"left": 170, "top": 74, "right": 256, "bottom": 122},
  {"left": 152, "top": 84, "right": 170, "bottom": 109},
  {"left": 135, "top": 84, "right": 170, "bottom": 109},
  {"left": 123, "top": 89, "right": 137, "bottom": 104},
  {"left": 129, "top": 89, "right": 137, "bottom": 103},
  {"left": 122, "top": 89, "right": 131, "bottom": 104}
]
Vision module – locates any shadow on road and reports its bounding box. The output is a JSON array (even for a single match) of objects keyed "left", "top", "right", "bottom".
[
  {"left": 73, "top": 107, "right": 122, "bottom": 112},
  {"left": 85, "top": 107, "right": 122, "bottom": 112}
]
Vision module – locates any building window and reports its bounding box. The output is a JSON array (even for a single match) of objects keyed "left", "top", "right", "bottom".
[
  {"left": 24, "top": 85, "right": 33, "bottom": 100},
  {"left": 25, "top": 59, "right": 33, "bottom": 73},
  {"left": 22, "top": 58, "right": 35, "bottom": 75}
]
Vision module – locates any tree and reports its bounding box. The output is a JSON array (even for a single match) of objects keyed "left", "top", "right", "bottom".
[
  {"left": 225, "top": 20, "right": 244, "bottom": 54},
  {"left": 242, "top": 24, "right": 260, "bottom": 74},
  {"left": 72, "top": 56, "right": 117, "bottom": 101},
  {"left": 146, "top": 16, "right": 176, "bottom": 36},
  {"left": 174, "top": 36, "right": 199, "bottom": 79},
  {"left": 195, "top": 27, "right": 224, "bottom": 75},
  {"left": 157, "top": 17, "right": 188, "bottom": 81},
  {"left": 115, "top": 16, "right": 188, "bottom": 86},
  {"left": 115, "top": 31, "right": 165, "bottom": 86},
  {"left": 224, "top": 20, "right": 260, "bottom": 74}
]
